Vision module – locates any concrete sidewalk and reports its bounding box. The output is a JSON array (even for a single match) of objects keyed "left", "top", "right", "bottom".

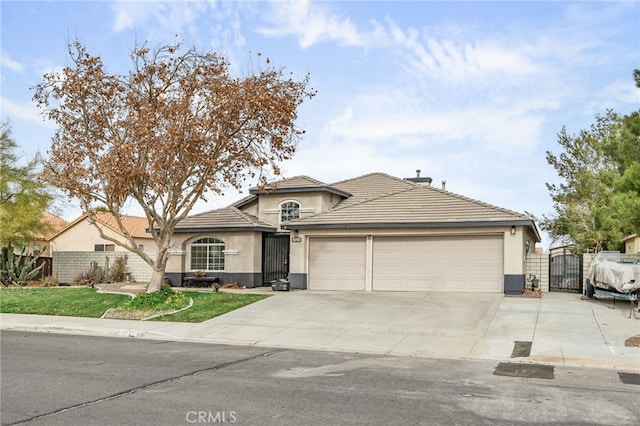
[{"left": 1, "top": 291, "right": 639, "bottom": 371}]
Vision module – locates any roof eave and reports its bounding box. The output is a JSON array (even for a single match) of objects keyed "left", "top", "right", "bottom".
[
  {"left": 231, "top": 195, "right": 258, "bottom": 209},
  {"left": 284, "top": 219, "right": 539, "bottom": 236},
  {"left": 174, "top": 226, "right": 276, "bottom": 233},
  {"left": 249, "top": 186, "right": 351, "bottom": 198}
]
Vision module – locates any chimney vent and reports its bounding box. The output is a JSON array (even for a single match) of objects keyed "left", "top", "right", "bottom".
[
  {"left": 441, "top": 180, "right": 447, "bottom": 190},
  {"left": 405, "top": 170, "right": 432, "bottom": 186}
]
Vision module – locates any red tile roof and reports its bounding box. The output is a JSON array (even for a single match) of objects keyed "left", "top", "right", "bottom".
[
  {"left": 92, "top": 212, "right": 153, "bottom": 239},
  {"left": 36, "top": 212, "right": 69, "bottom": 240}
]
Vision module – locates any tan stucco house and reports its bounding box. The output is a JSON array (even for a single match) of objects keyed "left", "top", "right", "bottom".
[
  {"left": 49, "top": 212, "right": 153, "bottom": 253},
  {"left": 623, "top": 234, "right": 639, "bottom": 255},
  {"left": 165, "top": 172, "right": 540, "bottom": 293}
]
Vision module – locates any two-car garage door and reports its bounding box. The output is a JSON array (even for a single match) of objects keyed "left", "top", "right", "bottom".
[{"left": 308, "top": 235, "right": 503, "bottom": 292}]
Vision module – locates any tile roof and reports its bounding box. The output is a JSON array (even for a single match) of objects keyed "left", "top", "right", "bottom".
[
  {"left": 36, "top": 211, "right": 69, "bottom": 239},
  {"left": 92, "top": 212, "right": 153, "bottom": 239},
  {"left": 249, "top": 175, "right": 351, "bottom": 197},
  {"left": 331, "top": 172, "right": 417, "bottom": 207},
  {"left": 51, "top": 212, "right": 153, "bottom": 240},
  {"left": 175, "top": 207, "right": 276, "bottom": 232},
  {"left": 284, "top": 184, "right": 533, "bottom": 228},
  {"left": 230, "top": 194, "right": 259, "bottom": 209}
]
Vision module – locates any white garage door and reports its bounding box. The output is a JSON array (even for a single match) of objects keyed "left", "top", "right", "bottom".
[
  {"left": 309, "top": 237, "right": 366, "bottom": 290},
  {"left": 372, "top": 235, "right": 503, "bottom": 292}
]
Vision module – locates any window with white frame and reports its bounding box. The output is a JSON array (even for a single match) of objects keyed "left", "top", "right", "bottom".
[
  {"left": 280, "top": 201, "right": 300, "bottom": 228},
  {"left": 189, "top": 237, "right": 225, "bottom": 271}
]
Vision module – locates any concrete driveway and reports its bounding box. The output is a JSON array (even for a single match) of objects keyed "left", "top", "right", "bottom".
[
  {"left": 2, "top": 290, "right": 639, "bottom": 370},
  {"left": 190, "top": 290, "right": 640, "bottom": 370}
]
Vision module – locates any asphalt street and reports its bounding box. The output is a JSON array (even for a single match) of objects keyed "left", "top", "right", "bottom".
[{"left": 1, "top": 331, "right": 639, "bottom": 426}]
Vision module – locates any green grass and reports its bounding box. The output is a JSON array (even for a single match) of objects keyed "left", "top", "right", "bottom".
[
  {"left": 0, "top": 287, "right": 130, "bottom": 318},
  {"left": 0, "top": 287, "right": 268, "bottom": 322},
  {"left": 149, "top": 291, "right": 268, "bottom": 322}
]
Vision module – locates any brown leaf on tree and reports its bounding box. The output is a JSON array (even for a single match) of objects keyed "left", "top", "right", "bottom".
[{"left": 33, "top": 39, "right": 315, "bottom": 293}]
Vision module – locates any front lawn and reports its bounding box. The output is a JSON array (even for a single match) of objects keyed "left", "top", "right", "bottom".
[
  {"left": 0, "top": 287, "right": 130, "bottom": 317},
  {"left": 0, "top": 287, "right": 268, "bottom": 322},
  {"left": 150, "top": 291, "right": 268, "bottom": 322}
]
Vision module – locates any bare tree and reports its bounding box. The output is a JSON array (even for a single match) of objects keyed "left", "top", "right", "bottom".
[{"left": 33, "top": 40, "right": 314, "bottom": 292}]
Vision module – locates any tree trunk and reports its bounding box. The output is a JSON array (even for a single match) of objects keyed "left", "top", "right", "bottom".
[
  {"left": 147, "top": 268, "right": 165, "bottom": 293},
  {"left": 146, "top": 245, "right": 171, "bottom": 293}
]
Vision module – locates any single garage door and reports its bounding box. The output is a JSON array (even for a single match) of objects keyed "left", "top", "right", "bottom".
[
  {"left": 309, "top": 237, "right": 366, "bottom": 290},
  {"left": 372, "top": 235, "right": 503, "bottom": 292}
]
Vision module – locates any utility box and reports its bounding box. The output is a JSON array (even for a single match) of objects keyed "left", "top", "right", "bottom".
[
  {"left": 271, "top": 279, "right": 290, "bottom": 291},
  {"left": 504, "top": 275, "right": 525, "bottom": 295}
]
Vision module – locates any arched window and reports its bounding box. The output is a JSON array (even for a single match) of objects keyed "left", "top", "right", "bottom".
[
  {"left": 280, "top": 201, "right": 300, "bottom": 225},
  {"left": 189, "top": 237, "right": 225, "bottom": 271}
]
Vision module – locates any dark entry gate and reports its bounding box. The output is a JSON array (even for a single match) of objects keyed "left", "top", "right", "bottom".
[
  {"left": 549, "top": 253, "right": 583, "bottom": 292},
  {"left": 262, "top": 233, "right": 290, "bottom": 284}
]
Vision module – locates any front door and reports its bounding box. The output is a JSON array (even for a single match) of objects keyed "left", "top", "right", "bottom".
[{"left": 262, "top": 233, "right": 290, "bottom": 285}]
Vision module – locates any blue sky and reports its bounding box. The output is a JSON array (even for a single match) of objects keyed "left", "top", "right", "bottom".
[{"left": 1, "top": 1, "right": 639, "bottom": 249}]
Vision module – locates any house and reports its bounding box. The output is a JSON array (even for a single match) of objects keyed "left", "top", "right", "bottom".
[
  {"left": 622, "top": 234, "right": 639, "bottom": 255},
  {"left": 26, "top": 211, "right": 69, "bottom": 256},
  {"left": 49, "top": 212, "right": 155, "bottom": 284},
  {"left": 165, "top": 172, "right": 540, "bottom": 293},
  {"left": 49, "top": 212, "right": 153, "bottom": 253}
]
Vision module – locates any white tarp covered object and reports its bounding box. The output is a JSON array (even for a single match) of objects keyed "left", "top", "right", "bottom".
[{"left": 589, "top": 260, "right": 640, "bottom": 293}]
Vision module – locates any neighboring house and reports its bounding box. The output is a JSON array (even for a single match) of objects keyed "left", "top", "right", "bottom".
[
  {"left": 49, "top": 212, "right": 153, "bottom": 253},
  {"left": 49, "top": 212, "right": 155, "bottom": 284},
  {"left": 166, "top": 172, "right": 541, "bottom": 293},
  {"left": 622, "top": 234, "right": 639, "bottom": 255},
  {"left": 27, "top": 211, "right": 69, "bottom": 256}
]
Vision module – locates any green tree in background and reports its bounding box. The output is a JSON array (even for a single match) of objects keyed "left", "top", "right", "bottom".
[
  {"left": 609, "top": 111, "right": 640, "bottom": 236},
  {"left": 0, "top": 122, "right": 52, "bottom": 248},
  {"left": 543, "top": 70, "right": 640, "bottom": 252},
  {"left": 543, "top": 110, "right": 621, "bottom": 252}
]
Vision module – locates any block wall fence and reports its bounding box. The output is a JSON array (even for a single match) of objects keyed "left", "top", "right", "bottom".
[{"left": 53, "top": 252, "right": 154, "bottom": 284}]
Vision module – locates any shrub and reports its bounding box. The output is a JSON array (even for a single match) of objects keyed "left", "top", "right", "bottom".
[
  {"left": 125, "top": 285, "right": 188, "bottom": 311},
  {"left": 39, "top": 275, "right": 59, "bottom": 287},
  {"left": 72, "top": 265, "right": 96, "bottom": 287},
  {"left": 110, "top": 254, "right": 128, "bottom": 282}
]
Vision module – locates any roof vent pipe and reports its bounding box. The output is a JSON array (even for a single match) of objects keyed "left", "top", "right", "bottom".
[
  {"left": 441, "top": 180, "right": 446, "bottom": 190},
  {"left": 416, "top": 169, "right": 421, "bottom": 177}
]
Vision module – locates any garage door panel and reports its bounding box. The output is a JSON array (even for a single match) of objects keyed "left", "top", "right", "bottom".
[
  {"left": 373, "top": 235, "right": 503, "bottom": 292},
  {"left": 309, "top": 237, "right": 365, "bottom": 290}
]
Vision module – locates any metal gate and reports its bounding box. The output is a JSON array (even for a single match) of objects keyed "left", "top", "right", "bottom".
[
  {"left": 262, "top": 233, "right": 290, "bottom": 284},
  {"left": 549, "top": 253, "right": 583, "bottom": 292}
]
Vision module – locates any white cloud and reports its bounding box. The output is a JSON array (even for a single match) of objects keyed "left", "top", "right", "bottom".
[
  {"left": 0, "top": 97, "right": 55, "bottom": 128},
  {"left": 110, "top": 0, "right": 210, "bottom": 37},
  {"left": 109, "top": 0, "right": 247, "bottom": 60},
  {"left": 258, "top": 0, "right": 361, "bottom": 48},
  {"left": 1, "top": 51, "right": 23, "bottom": 72},
  {"left": 587, "top": 79, "right": 640, "bottom": 111},
  {"left": 324, "top": 86, "right": 545, "bottom": 155},
  {"left": 111, "top": 0, "right": 152, "bottom": 32}
]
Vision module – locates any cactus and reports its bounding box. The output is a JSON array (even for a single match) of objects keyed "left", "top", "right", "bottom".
[{"left": 0, "top": 243, "right": 46, "bottom": 287}]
